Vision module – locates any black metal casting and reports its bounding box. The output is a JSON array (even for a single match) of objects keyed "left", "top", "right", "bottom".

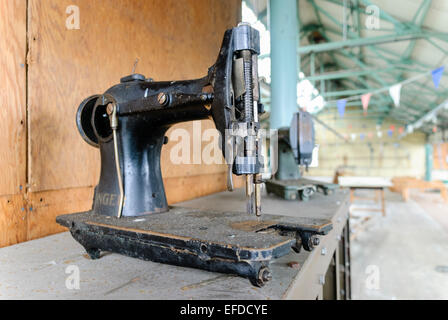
[{"left": 58, "top": 25, "right": 333, "bottom": 286}]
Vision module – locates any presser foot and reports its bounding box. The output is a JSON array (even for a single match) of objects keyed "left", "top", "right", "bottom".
[{"left": 56, "top": 207, "right": 332, "bottom": 287}]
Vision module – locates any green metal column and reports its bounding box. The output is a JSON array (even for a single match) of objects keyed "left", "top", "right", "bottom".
[
  {"left": 425, "top": 143, "right": 433, "bottom": 181},
  {"left": 269, "top": 0, "right": 299, "bottom": 129}
]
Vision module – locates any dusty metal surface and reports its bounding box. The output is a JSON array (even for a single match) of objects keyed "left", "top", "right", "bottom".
[
  {"left": 0, "top": 188, "right": 349, "bottom": 299},
  {"left": 58, "top": 207, "right": 331, "bottom": 249},
  {"left": 179, "top": 188, "right": 351, "bottom": 299},
  {"left": 56, "top": 205, "right": 332, "bottom": 286}
]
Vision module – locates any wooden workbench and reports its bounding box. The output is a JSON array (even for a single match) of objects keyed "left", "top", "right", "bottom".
[
  {"left": 0, "top": 188, "right": 350, "bottom": 300},
  {"left": 339, "top": 176, "right": 392, "bottom": 217}
]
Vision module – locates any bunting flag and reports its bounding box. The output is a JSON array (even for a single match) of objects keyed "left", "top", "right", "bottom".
[
  {"left": 327, "top": 65, "right": 446, "bottom": 113},
  {"left": 387, "top": 129, "right": 393, "bottom": 137},
  {"left": 368, "top": 132, "right": 373, "bottom": 139},
  {"left": 361, "top": 93, "right": 372, "bottom": 115},
  {"left": 389, "top": 84, "right": 402, "bottom": 107},
  {"left": 398, "top": 127, "right": 404, "bottom": 134},
  {"left": 433, "top": 126, "right": 438, "bottom": 133},
  {"left": 337, "top": 99, "right": 347, "bottom": 118},
  {"left": 390, "top": 124, "right": 395, "bottom": 132},
  {"left": 351, "top": 133, "right": 356, "bottom": 141},
  {"left": 360, "top": 133, "right": 365, "bottom": 141},
  {"left": 406, "top": 125, "right": 414, "bottom": 134},
  {"left": 432, "top": 66, "right": 445, "bottom": 89},
  {"left": 377, "top": 131, "right": 383, "bottom": 138}
]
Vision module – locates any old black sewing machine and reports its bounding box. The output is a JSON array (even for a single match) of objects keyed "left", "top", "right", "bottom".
[
  {"left": 57, "top": 24, "right": 332, "bottom": 286},
  {"left": 266, "top": 112, "right": 339, "bottom": 202}
]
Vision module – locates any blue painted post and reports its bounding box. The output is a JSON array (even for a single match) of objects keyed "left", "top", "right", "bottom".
[
  {"left": 425, "top": 143, "right": 433, "bottom": 181},
  {"left": 269, "top": 0, "right": 299, "bottom": 129}
]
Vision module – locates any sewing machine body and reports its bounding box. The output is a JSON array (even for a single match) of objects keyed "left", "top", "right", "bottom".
[
  {"left": 57, "top": 207, "right": 331, "bottom": 286},
  {"left": 266, "top": 111, "right": 338, "bottom": 201},
  {"left": 57, "top": 25, "right": 333, "bottom": 286}
]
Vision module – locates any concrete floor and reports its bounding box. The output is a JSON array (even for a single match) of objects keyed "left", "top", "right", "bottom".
[{"left": 350, "top": 189, "right": 448, "bottom": 300}]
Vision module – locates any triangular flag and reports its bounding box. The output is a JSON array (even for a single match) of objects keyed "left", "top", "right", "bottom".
[
  {"left": 360, "top": 133, "right": 365, "bottom": 140},
  {"left": 351, "top": 133, "right": 356, "bottom": 141},
  {"left": 368, "top": 132, "right": 373, "bottom": 139},
  {"left": 377, "top": 131, "right": 383, "bottom": 138},
  {"left": 337, "top": 99, "right": 347, "bottom": 118},
  {"left": 398, "top": 127, "right": 404, "bottom": 134},
  {"left": 390, "top": 124, "right": 395, "bottom": 132},
  {"left": 387, "top": 129, "right": 393, "bottom": 137},
  {"left": 431, "top": 66, "right": 445, "bottom": 89},
  {"left": 407, "top": 125, "right": 414, "bottom": 134},
  {"left": 361, "top": 93, "right": 372, "bottom": 115},
  {"left": 389, "top": 84, "right": 402, "bottom": 107}
]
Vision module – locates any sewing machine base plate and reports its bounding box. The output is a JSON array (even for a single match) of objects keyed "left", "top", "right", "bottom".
[
  {"left": 56, "top": 207, "right": 332, "bottom": 286},
  {"left": 266, "top": 179, "right": 339, "bottom": 201},
  {"left": 299, "top": 178, "right": 339, "bottom": 195}
]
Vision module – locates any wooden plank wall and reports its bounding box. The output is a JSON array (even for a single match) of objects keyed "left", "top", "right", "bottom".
[
  {"left": 0, "top": 0, "right": 27, "bottom": 247},
  {"left": 0, "top": 0, "right": 241, "bottom": 247}
]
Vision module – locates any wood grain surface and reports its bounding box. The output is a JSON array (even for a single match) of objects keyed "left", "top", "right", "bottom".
[
  {"left": 0, "top": 0, "right": 242, "bottom": 246},
  {"left": 0, "top": 0, "right": 27, "bottom": 196}
]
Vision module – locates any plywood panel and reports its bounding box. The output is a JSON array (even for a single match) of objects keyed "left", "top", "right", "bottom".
[
  {"left": 25, "top": 174, "right": 244, "bottom": 241},
  {"left": 161, "top": 120, "right": 229, "bottom": 178},
  {"left": 165, "top": 173, "right": 244, "bottom": 204},
  {"left": 26, "top": 187, "right": 93, "bottom": 241},
  {"left": 0, "top": 0, "right": 27, "bottom": 195},
  {"left": 0, "top": 194, "right": 27, "bottom": 248},
  {"left": 28, "top": 0, "right": 241, "bottom": 192}
]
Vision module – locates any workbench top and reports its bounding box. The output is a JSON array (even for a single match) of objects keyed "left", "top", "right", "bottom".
[
  {"left": 338, "top": 176, "right": 392, "bottom": 188},
  {"left": 0, "top": 188, "right": 349, "bottom": 300}
]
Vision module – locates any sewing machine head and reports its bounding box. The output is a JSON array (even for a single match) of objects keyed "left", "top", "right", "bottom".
[
  {"left": 273, "top": 111, "right": 315, "bottom": 182},
  {"left": 57, "top": 24, "right": 334, "bottom": 287},
  {"left": 75, "top": 23, "right": 264, "bottom": 218},
  {"left": 289, "top": 111, "right": 315, "bottom": 168}
]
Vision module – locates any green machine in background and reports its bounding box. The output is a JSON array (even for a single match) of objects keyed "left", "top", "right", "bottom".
[{"left": 266, "top": 111, "right": 339, "bottom": 201}]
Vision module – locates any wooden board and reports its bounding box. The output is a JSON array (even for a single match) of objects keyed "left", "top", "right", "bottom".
[
  {"left": 0, "top": 194, "right": 27, "bottom": 248},
  {"left": 165, "top": 172, "right": 244, "bottom": 204},
  {"left": 338, "top": 176, "right": 392, "bottom": 188},
  {"left": 0, "top": 0, "right": 241, "bottom": 246},
  {"left": 391, "top": 176, "right": 448, "bottom": 202},
  {"left": 24, "top": 174, "right": 244, "bottom": 242},
  {"left": 161, "top": 120, "right": 231, "bottom": 178},
  {"left": 27, "top": 0, "right": 241, "bottom": 192},
  {"left": 0, "top": 0, "right": 27, "bottom": 195},
  {"left": 26, "top": 187, "right": 93, "bottom": 241}
]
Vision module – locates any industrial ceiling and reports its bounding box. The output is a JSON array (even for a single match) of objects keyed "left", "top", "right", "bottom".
[{"left": 245, "top": 0, "right": 448, "bottom": 135}]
